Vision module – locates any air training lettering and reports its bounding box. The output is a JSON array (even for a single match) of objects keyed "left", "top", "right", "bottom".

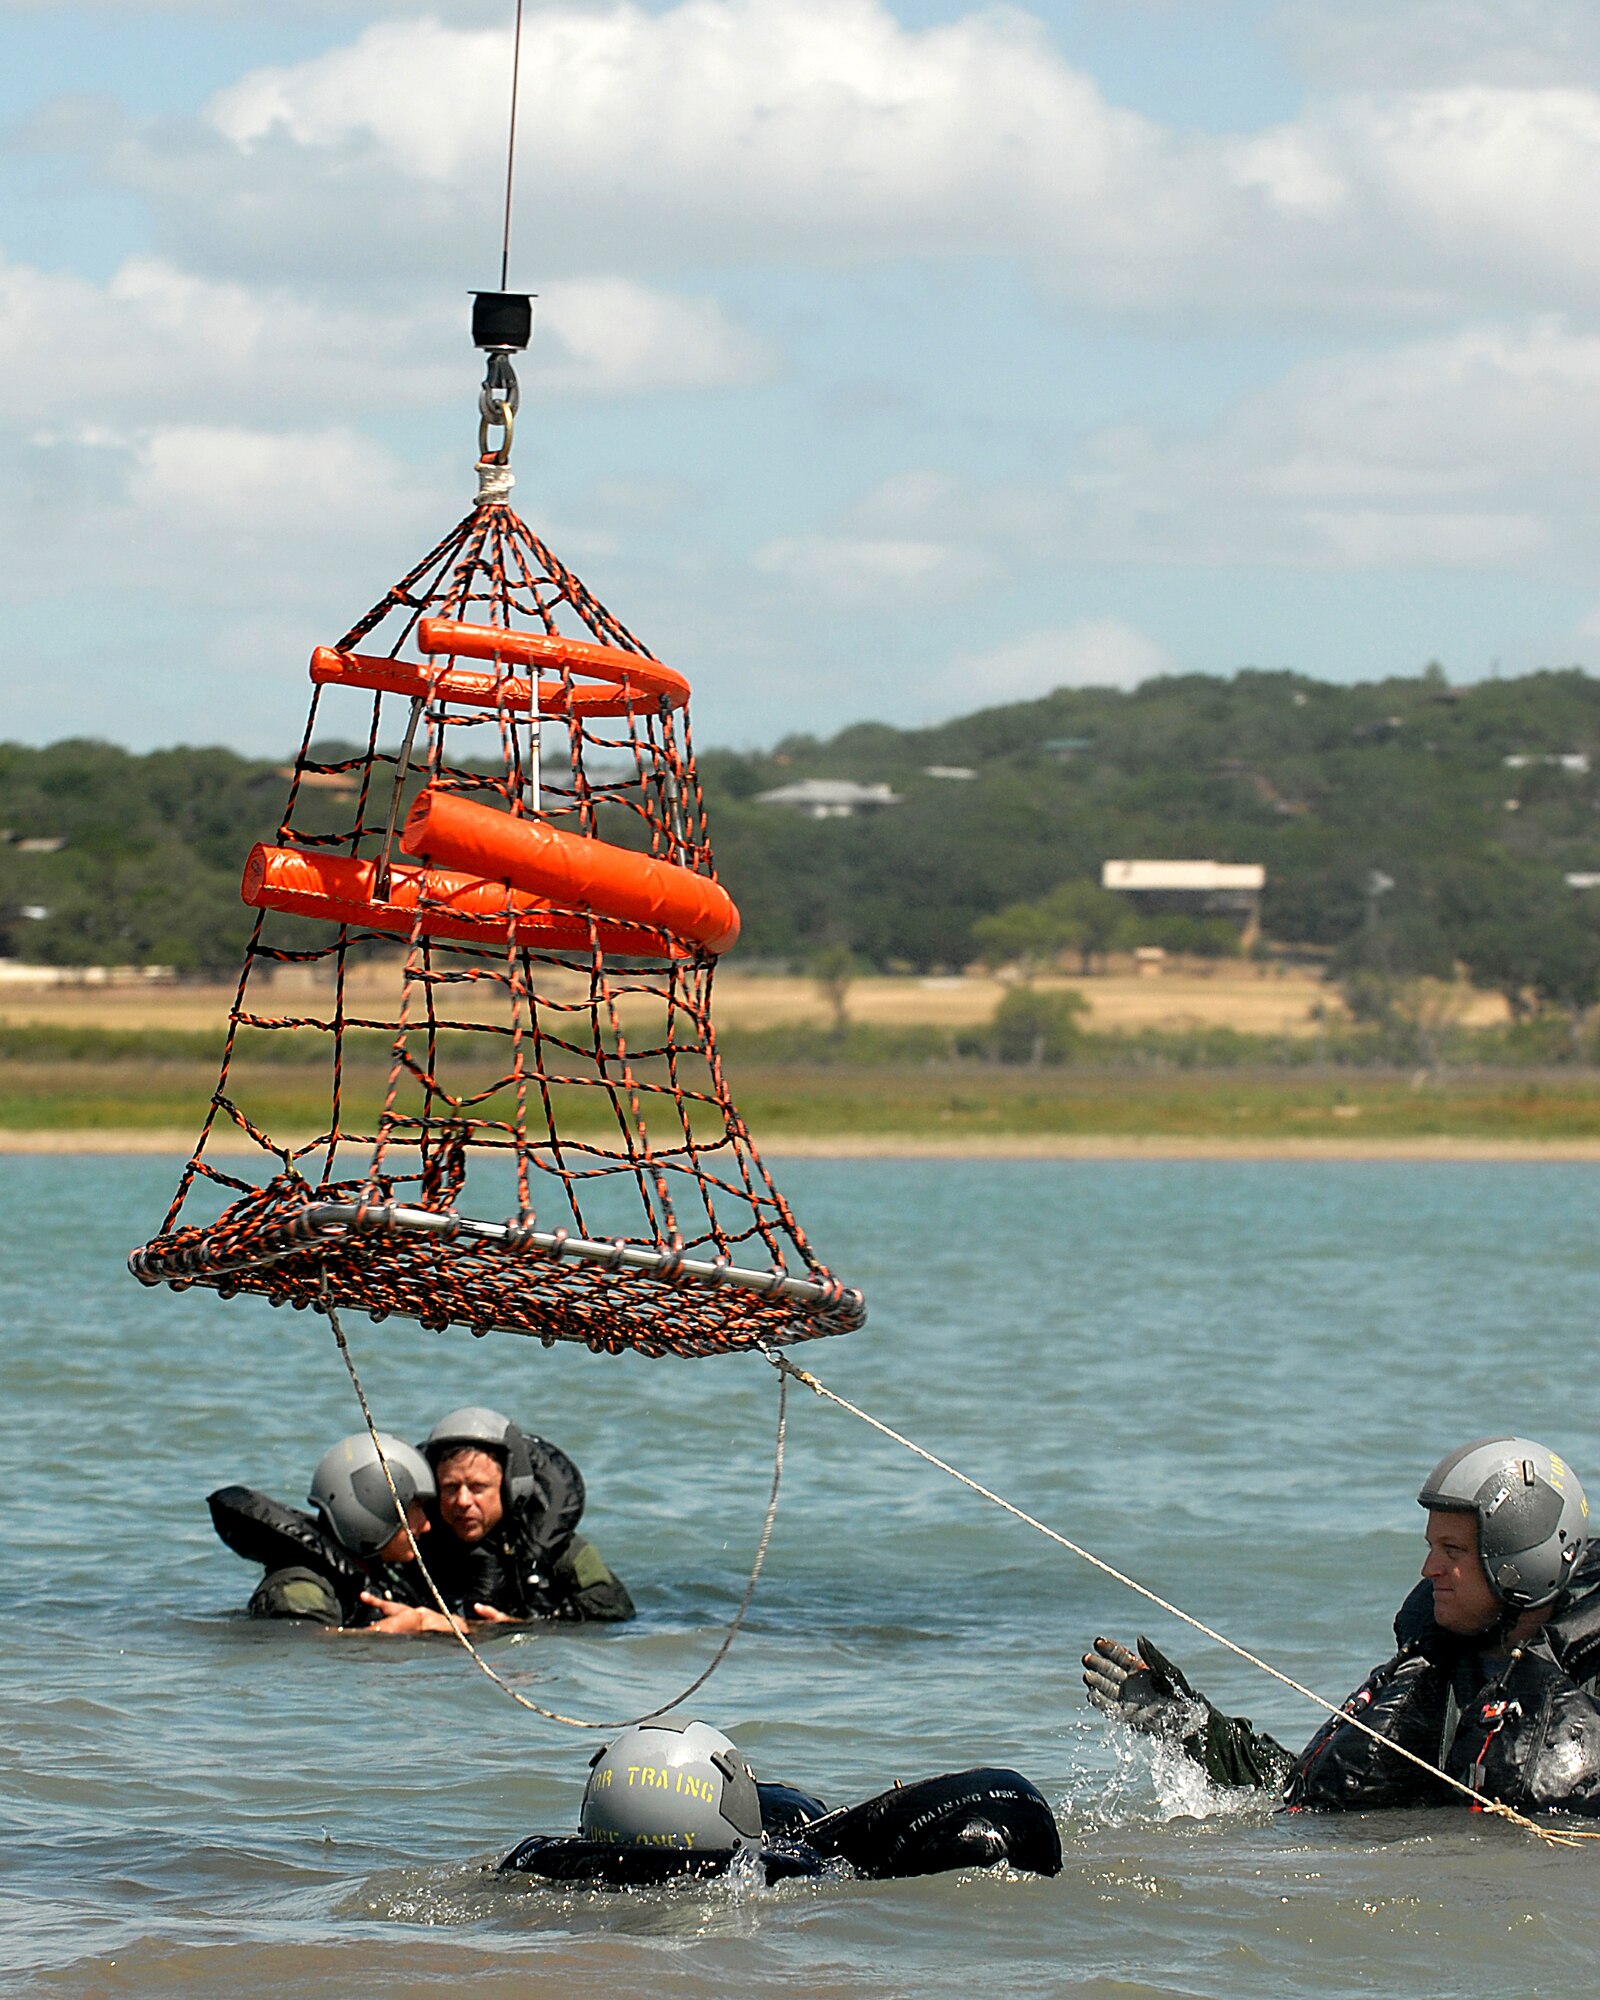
[{"left": 624, "top": 1763, "right": 673, "bottom": 1788}]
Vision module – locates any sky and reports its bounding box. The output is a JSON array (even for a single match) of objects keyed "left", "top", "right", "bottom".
[{"left": 2, "top": 0, "right": 1599, "bottom": 753}]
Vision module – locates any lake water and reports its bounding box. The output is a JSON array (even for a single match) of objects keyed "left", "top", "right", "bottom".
[{"left": 3, "top": 1154, "right": 1599, "bottom": 1999}]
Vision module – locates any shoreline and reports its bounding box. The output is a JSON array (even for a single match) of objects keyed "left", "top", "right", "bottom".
[{"left": 6, "top": 1128, "right": 1600, "bottom": 1162}]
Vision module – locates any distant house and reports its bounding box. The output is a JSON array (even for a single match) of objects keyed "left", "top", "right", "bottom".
[
  {"left": 754, "top": 779, "right": 902, "bottom": 820},
  {"left": 1504, "top": 753, "right": 1591, "bottom": 774},
  {"left": 923, "top": 765, "right": 977, "bottom": 781},
  {"left": 1101, "top": 858, "right": 1266, "bottom": 948},
  {"left": 1041, "top": 737, "right": 1093, "bottom": 761},
  {"left": 1566, "top": 873, "right": 1600, "bottom": 890}
]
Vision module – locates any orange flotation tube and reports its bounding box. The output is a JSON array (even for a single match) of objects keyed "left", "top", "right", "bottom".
[
  {"left": 417, "top": 617, "right": 690, "bottom": 713},
  {"left": 308, "top": 646, "right": 681, "bottom": 722},
  {"left": 241, "top": 846, "right": 682, "bottom": 958},
  {"left": 401, "top": 787, "right": 741, "bottom": 956}
]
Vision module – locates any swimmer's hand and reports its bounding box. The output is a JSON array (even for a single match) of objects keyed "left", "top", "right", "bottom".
[
  {"left": 1082, "top": 1634, "right": 1197, "bottom": 1730},
  {"left": 358, "top": 1593, "right": 467, "bottom": 1636},
  {"left": 471, "top": 1603, "right": 522, "bottom": 1625}
]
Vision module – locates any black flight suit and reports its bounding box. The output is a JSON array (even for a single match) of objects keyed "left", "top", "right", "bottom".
[{"left": 1135, "top": 1546, "right": 1600, "bottom": 1815}]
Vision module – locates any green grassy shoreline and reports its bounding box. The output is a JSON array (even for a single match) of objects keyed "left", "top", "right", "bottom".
[{"left": 6, "top": 1057, "right": 1600, "bottom": 1143}]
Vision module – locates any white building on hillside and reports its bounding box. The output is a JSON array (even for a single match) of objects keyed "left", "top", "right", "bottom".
[
  {"left": 1102, "top": 859, "right": 1266, "bottom": 946},
  {"left": 755, "top": 779, "right": 902, "bottom": 819}
]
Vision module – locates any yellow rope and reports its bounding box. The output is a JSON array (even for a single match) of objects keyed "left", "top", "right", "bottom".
[
  {"left": 767, "top": 1352, "right": 1600, "bottom": 1847},
  {"left": 321, "top": 1284, "right": 786, "bottom": 1730}
]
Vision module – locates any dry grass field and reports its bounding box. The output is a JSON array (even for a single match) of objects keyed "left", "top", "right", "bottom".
[
  {"left": 5, "top": 959, "right": 1574, "bottom": 1155},
  {"left": 0, "top": 959, "right": 1512, "bottom": 1037}
]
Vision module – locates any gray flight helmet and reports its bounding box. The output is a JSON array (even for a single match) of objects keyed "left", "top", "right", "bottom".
[
  {"left": 308, "top": 1432, "right": 435, "bottom": 1558},
  {"left": 580, "top": 1719, "right": 762, "bottom": 1853},
  {"left": 1419, "top": 1436, "right": 1589, "bottom": 1609},
  {"left": 424, "top": 1406, "right": 537, "bottom": 1508}
]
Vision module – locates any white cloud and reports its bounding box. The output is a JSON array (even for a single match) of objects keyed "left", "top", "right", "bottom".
[
  {"left": 1274, "top": 0, "right": 1600, "bottom": 90},
  {"left": 0, "top": 253, "right": 768, "bottom": 434},
  {"left": 86, "top": 0, "right": 1600, "bottom": 321},
  {"left": 769, "top": 319, "right": 1600, "bottom": 579},
  {"left": 0, "top": 421, "right": 442, "bottom": 621},
  {"left": 121, "top": 424, "right": 432, "bottom": 592},
  {"left": 110, "top": 2, "right": 1177, "bottom": 288},
  {"left": 753, "top": 530, "right": 999, "bottom": 605},
  {"left": 0, "top": 415, "right": 451, "bottom": 748},
  {"left": 0, "top": 245, "right": 770, "bottom": 744},
  {"left": 0, "top": 254, "right": 456, "bottom": 427},
  {"left": 1136, "top": 318, "right": 1600, "bottom": 570},
  {"left": 536, "top": 280, "right": 774, "bottom": 395},
  {"left": 0, "top": 0, "right": 438, "bottom": 12},
  {"left": 936, "top": 620, "right": 1175, "bottom": 705},
  {"left": 1300, "top": 508, "right": 1544, "bottom": 566}
]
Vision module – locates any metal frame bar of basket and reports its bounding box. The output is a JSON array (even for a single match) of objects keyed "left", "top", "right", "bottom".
[{"left": 135, "top": 1199, "right": 863, "bottom": 1320}]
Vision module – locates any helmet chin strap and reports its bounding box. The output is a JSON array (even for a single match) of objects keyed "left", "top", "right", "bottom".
[
  {"left": 1486, "top": 1603, "right": 1522, "bottom": 1650},
  {"left": 1484, "top": 1588, "right": 1561, "bottom": 1652}
]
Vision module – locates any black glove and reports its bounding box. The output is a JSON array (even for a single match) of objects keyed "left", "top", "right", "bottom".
[
  {"left": 1082, "top": 1634, "right": 1197, "bottom": 1732},
  {"left": 1084, "top": 1633, "right": 1294, "bottom": 1792}
]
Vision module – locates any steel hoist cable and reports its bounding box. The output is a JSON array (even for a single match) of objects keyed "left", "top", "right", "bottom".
[{"left": 500, "top": 0, "right": 525, "bottom": 290}]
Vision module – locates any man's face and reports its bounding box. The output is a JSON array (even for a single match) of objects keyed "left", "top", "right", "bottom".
[
  {"left": 436, "top": 1447, "right": 506, "bottom": 1545},
  {"left": 375, "top": 1500, "right": 429, "bottom": 1565},
  {"left": 1423, "top": 1508, "right": 1501, "bottom": 1635}
]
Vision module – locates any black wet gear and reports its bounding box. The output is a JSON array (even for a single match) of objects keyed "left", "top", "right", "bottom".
[
  {"left": 207, "top": 1486, "right": 429, "bottom": 1628},
  {"left": 1091, "top": 1546, "right": 1600, "bottom": 1816},
  {"left": 496, "top": 1768, "right": 1063, "bottom": 1888},
  {"left": 209, "top": 1419, "right": 633, "bottom": 1627},
  {"left": 423, "top": 1427, "right": 633, "bottom": 1624}
]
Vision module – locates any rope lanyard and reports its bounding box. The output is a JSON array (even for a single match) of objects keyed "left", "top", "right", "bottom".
[
  {"left": 320, "top": 1285, "right": 787, "bottom": 1730},
  {"left": 762, "top": 1352, "right": 1600, "bottom": 1848}
]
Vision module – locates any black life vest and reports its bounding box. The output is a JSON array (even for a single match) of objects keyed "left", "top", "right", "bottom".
[
  {"left": 1287, "top": 1561, "right": 1600, "bottom": 1816},
  {"left": 207, "top": 1485, "right": 427, "bottom": 1626},
  {"left": 423, "top": 1429, "right": 588, "bottom": 1618},
  {"left": 495, "top": 1768, "right": 1063, "bottom": 1887}
]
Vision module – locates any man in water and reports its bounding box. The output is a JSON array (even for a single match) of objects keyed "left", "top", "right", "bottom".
[
  {"left": 1083, "top": 1435, "right": 1600, "bottom": 1814},
  {"left": 209, "top": 1431, "right": 446, "bottom": 1629},
  {"left": 360, "top": 1406, "right": 634, "bottom": 1633},
  {"left": 497, "top": 1716, "right": 1063, "bottom": 1886}
]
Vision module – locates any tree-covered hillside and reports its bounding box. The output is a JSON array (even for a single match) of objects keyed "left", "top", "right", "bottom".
[
  {"left": 706, "top": 666, "right": 1600, "bottom": 981},
  {"left": 4, "top": 666, "right": 1599, "bottom": 980}
]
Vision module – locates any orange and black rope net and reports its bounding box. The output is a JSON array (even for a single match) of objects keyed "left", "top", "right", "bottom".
[{"left": 131, "top": 323, "right": 864, "bottom": 1360}]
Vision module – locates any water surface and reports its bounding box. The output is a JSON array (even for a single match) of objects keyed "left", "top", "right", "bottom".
[{"left": 3, "top": 1156, "right": 1598, "bottom": 1997}]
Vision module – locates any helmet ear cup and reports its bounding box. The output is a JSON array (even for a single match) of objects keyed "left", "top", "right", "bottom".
[
  {"left": 500, "top": 1426, "right": 539, "bottom": 1512},
  {"left": 1419, "top": 1436, "right": 1589, "bottom": 1609}
]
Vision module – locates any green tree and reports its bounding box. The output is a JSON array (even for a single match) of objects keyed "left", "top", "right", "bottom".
[
  {"left": 971, "top": 901, "right": 1062, "bottom": 978},
  {"left": 1036, "top": 881, "right": 1132, "bottom": 973},
  {"left": 810, "top": 943, "right": 859, "bottom": 1039},
  {"left": 972, "top": 880, "right": 1130, "bottom": 976},
  {"left": 1125, "top": 912, "right": 1244, "bottom": 959},
  {"left": 991, "top": 986, "right": 1091, "bottom": 1064}
]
